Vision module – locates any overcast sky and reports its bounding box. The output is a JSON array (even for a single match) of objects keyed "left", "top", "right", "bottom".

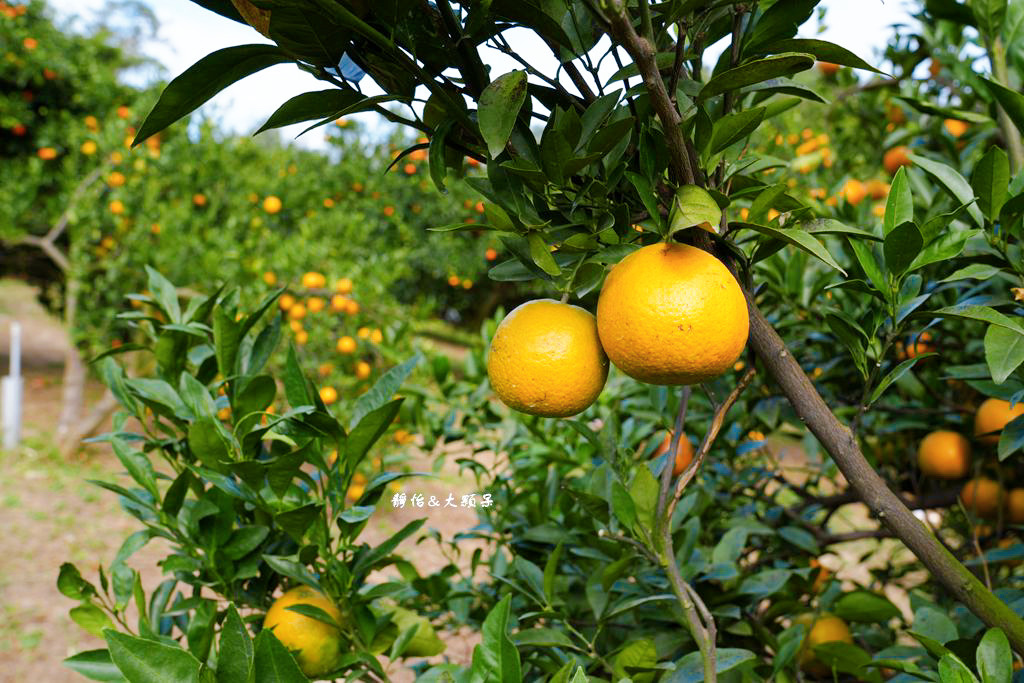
[{"left": 47, "top": 0, "right": 918, "bottom": 148}]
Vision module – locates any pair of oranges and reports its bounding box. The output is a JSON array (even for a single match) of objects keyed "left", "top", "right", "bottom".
[{"left": 486, "top": 242, "right": 749, "bottom": 418}]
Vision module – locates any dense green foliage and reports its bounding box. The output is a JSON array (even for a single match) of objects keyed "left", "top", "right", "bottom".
[{"left": 34, "top": 0, "right": 1024, "bottom": 680}]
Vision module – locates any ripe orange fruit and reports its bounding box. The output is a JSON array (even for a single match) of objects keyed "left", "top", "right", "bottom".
[
  {"left": 262, "top": 271, "right": 277, "bottom": 286},
  {"left": 883, "top": 146, "right": 912, "bottom": 175},
  {"left": 336, "top": 336, "right": 357, "bottom": 354},
  {"left": 944, "top": 119, "right": 969, "bottom": 138},
  {"left": 447, "top": 275, "right": 460, "bottom": 287},
  {"left": 975, "top": 398, "right": 1024, "bottom": 445},
  {"left": 263, "top": 195, "right": 283, "bottom": 214},
  {"left": 817, "top": 61, "right": 839, "bottom": 76},
  {"left": 345, "top": 299, "right": 360, "bottom": 315},
  {"left": 917, "top": 430, "right": 970, "bottom": 479},
  {"left": 334, "top": 277, "right": 353, "bottom": 294},
  {"left": 288, "top": 320, "right": 303, "bottom": 334},
  {"left": 487, "top": 299, "right": 608, "bottom": 417},
  {"left": 288, "top": 303, "right": 307, "bottom": 320},
  {"left": 319, "top": 386, "right": 338, "bottom": 405},
  {"left": 347, "top": 472, "right": 367, "bottom": 502},
  {"left": 330, "top": 294, "right": 349, "bottom": 312},
  {"left": 403, "top": 162, "right": 416, "bottom": 175},
  {"left": 485, "top": 248, "right": 498, "bottom": 261},
  {"left": 323, "top": 197, "right": 335, "bottom": 208},
  {"left": 80, "top": 140, "right": 97, "bottom": 155},
  {"left": 357, "top": 327, "right": 371, "bottom": 339},
  {"left": 369, "top": 328, "right": 383, "bottom": 344},
  {"left": 809, "top": 559, "right": 830, "bottom": 593},
  {"left": 653, "top": 432, "right": 694, "bottom": 477},
  {"left": 383, "top": 206, "right": 395, "bottom": 217},
  {"left": 192, "top": 193, "right": 207, "bottom": 207},
  {"left": 929, "top": 59, "right": 941, "bottom": 79},
  {"left": 307, "top": 296, "right": 325, "bottom": 313},
  {"left": 263, "top": 586, "right": 344, "bottom": 678},
  {"left": 116, "top": 105, "right": 131, "bottom": 119},
  {"left": 37, "top": 146, "right": 57, "bottom": 160},
  {"left": 796, "top": 614, "right": 853, "bottom": 674},
  {"left": 1007, "top": 489, "right": 1024, "bottom": 524},
  {"left": 107, "top": 171, "right": 126, "bottom": 187},
  {"left": 462, "top": 279, "right": 473, "bottom": 289},
  {"left": 904, "top": 331, "right": 934, "bottom": 359},
  {"left": 841, "top": 178, "right": 867, "bottom": 206},
  {"left": 866, "top": 179, "right": 890, "bottom": 199},
  {"left": 355, "top": 361, "right": 371, "bottom": 380},
  {"left": 278, "top": 293, "right": 295, "bottom": 311},
  {"left": 109, "top": 200, "right": 125, "bottom": 215},
  {"left": 301, "top": 271, "right": 326, "bottom": 289},
  {"left": 961, "top": 477, "right": 1004, "bottom": 519},
  {"left": 295, "top": 330, "right": 308, "bottom": 345},
  {"left": 596, "top": 243, "right": 748, "bottom": 386}
]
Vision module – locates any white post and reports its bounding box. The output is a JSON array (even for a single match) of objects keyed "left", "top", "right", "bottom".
[{"left": 2, "top": 321, "right": 23, "bottom": 450}]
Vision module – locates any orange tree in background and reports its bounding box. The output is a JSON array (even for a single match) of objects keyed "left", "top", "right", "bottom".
[
  {"left": 1, "top": 0, "right": 504, "bottom": 453},
  {"left": 54, "top": 0, "right": 1024, "bottom": 680}
]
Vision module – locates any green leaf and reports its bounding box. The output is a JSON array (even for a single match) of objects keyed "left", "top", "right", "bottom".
[
  {"left": 778, "top": 526, "right": 819, "bottom": 554},
  {"left": 833, "top": 591, "right": 901, "bottom": 623},
  {"left": 668, "top": 648, "right": 757, "bottom": 683},
  {"left": 58, "top": 562, "right": 96, "bottom": 601},
  {"left": 479, "top": 71, "right": 528, "bottom": 157},
  {"left": 428, "top": 120, "right": 454, "bottom": 193},
  {"left": 884, "top": 167, "right": 914, "bottom": 235},
  {"left": 255, "top": 88, "right": 368, "bottom": 135},
  {"left": 527, "top": 232, "right": 561, "bottom": 276},
  {"left": 63, "top": 650, "right": 126, "bottom": 682},
  {"left": 629, "top": 465, "right": 660, "bottom": 539},
  {"left": 350, "top": 353, "right": 420, "bottom": 429},
  {"left": 472, "top": 595, "right": 522, "bottom": 683},
  {"left": 611, "top": 479, "right": 637, "bottom": 532},
  {"left": 972, "top": 146, "right": 1010, "bottom": 222},
  {"left": 913, "top": 606, "right": 958, "bottom": 644},
  {"left": 612, "top": 638, "right": 658, "bottom": 682},
  {"left": 253, "top": 629, "right": 310, "bottom": 683},
  {"left": 709, "top": 107, "right": 766, "bottom": 154},
  {"left": 712, "top": 527, "right": 750, "bottom": 564},
  {"left": 758, "top": 38, "right": 883, "bottom": 73},
  {"left": 282, "top": 343, "right": 313, "bottom": 409},
  {"left": 938, "top": 653, "right": 982, "bottom": 683},
  {"left": 352, "top": 518, "right": 426, "bottom": 578},
  {"left": 217, "top": 605, "right": 254, "bottom": 683},
  {"left": 940, "top": 264, "right": 1004, "bottom": 282},
  {"left": 134, "top": 45, "right": 290, "bottom": 145},
  {"left": 700, "top": 53, "right": 815, "bottom": 99},
  {"left": 738, "top": 222, "right": 846, "bottom": 274},
  {"left": 884, "top": 221, "right": 924, "bottom": 277},
  {"left": 625, "top": 171, "right": 664, "bottom": 233},
  {"left": 346, "top": 399, "right": 403, "bottom": 466},
  {"left": 71, "top": 605, "right": 115, "bottom": 638},
  {"left": 145, "top": 267, "right": 182, "bottom": 324},
  {"left": 977, "top": 627, "right": 1012, "bottom": 683},
  {"left": 973, "top": 0, "right": 1007, "bottom": 38},
  {"left": 740, "top": 568, "right": 791, "bottom": 597},
  {"left": 213, "top": 307, "right": 244, "bottom": 382},
  {"left": 188, "top": 418, "right": 232, "bottom": 470},
  {"left": 513, "top": 628, "right": 578, "bottom": 649},
  {"left": 933, "top": 305, "right": 1024, "bottom": 336},
  {"left": 985, "top": 325, "right": 1024, "bottom": 384},
  {"left": 669, "top": 185, "right": 723, "bottom": 234},
  {"left": 906, "top": 153, "right": 984, "bottom": 227},
  {"left": 998, "top": 416, "right": 1024, "bottom": 460},
  {"left": 105, "top": 630, "right": 201, "bottom": 683},
  {"left": 870, "top": 355, "right": 931, "bottom": 404},
  {"left": 908, "top": 228, "right": 981, "bottom": 271}
]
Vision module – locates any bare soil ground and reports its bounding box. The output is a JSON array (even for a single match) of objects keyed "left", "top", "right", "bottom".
[{"left": 0, "top": 280, "right": 485, "bottom": 682}]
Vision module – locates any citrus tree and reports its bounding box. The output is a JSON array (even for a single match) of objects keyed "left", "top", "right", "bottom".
[{"left": 57, "top": 0, "right": 1024, "bottom": 680}]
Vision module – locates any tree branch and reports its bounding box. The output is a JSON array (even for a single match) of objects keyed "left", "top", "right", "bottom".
[
  {"left": 744, "top": 294, "right": 1024, "bottom": 655},
  {"left": 607, "top": 8, "right": 695, "bottom": 185}
]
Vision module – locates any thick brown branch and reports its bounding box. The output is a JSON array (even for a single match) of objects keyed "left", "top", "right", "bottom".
[
  {"left": 745, "top": 295, "right": 1024, "bottom": 655},
  {"left": 607, "top": 11, "right": 694, "bottom": 185}
]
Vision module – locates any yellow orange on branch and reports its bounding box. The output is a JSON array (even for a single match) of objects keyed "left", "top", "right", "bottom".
[
  {"left": 596, "top": 243, "right": 748, "bottom": 386},
  {"left": 487, "top": 299, "right": 608, "bottom": 417}
]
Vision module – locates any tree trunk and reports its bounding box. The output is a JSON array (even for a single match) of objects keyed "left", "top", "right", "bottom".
[{"left": 56, "top": 275, "right": 85, "bottom": 448}]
